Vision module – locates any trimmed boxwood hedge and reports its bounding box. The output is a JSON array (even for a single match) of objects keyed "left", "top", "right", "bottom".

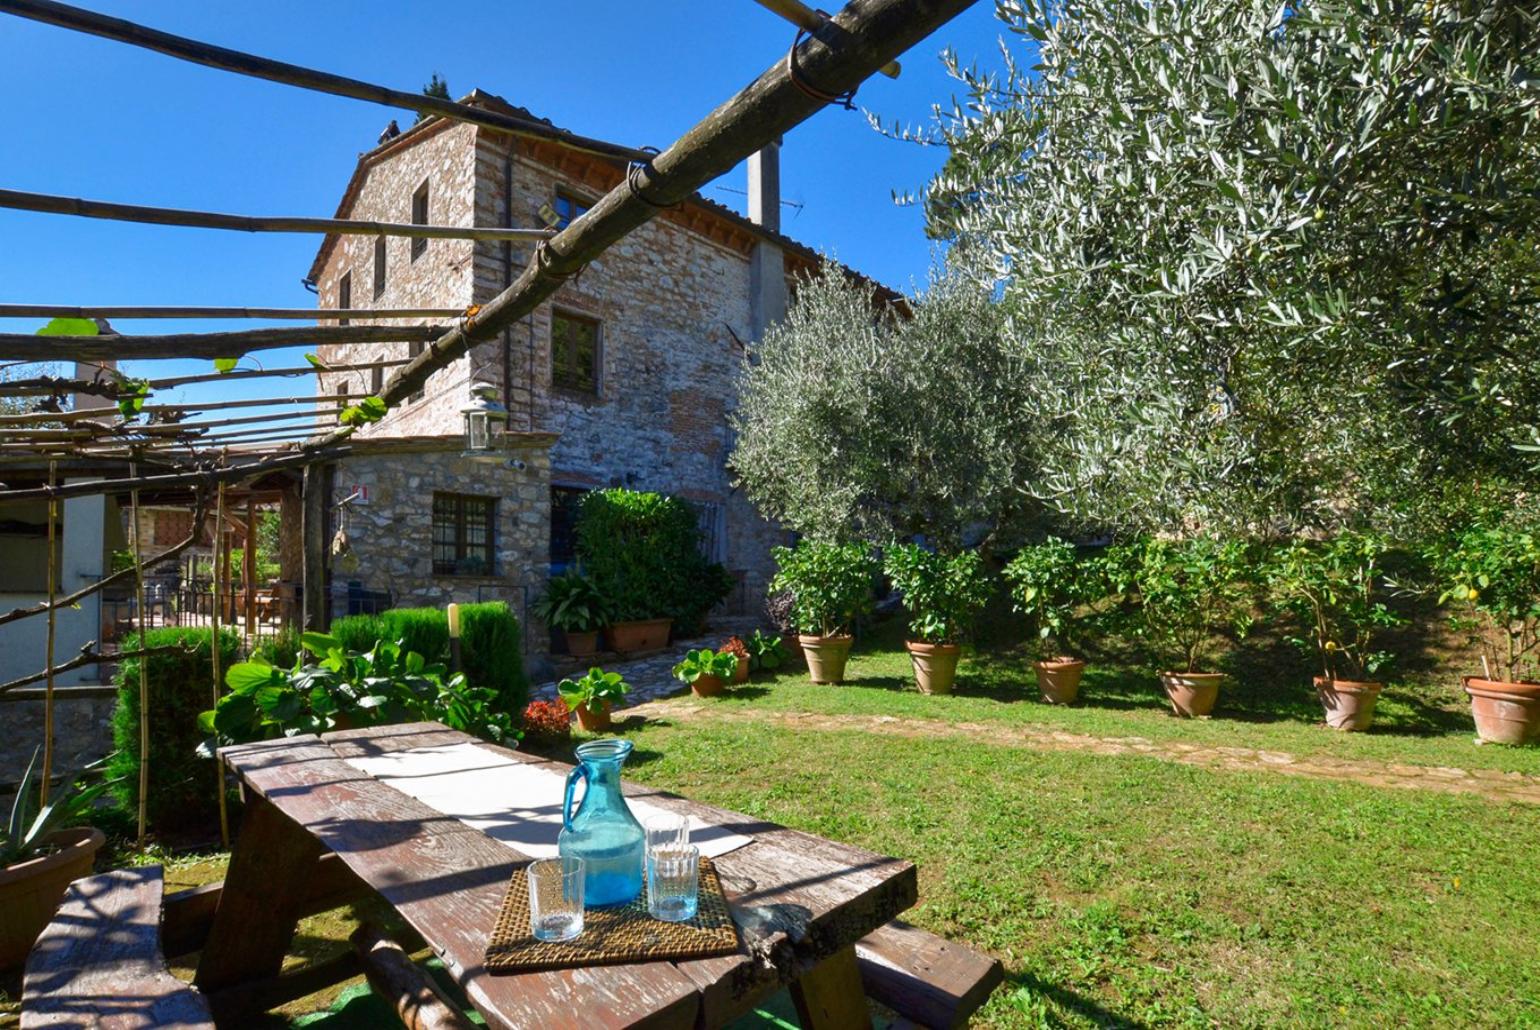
[{"left": 109, "top": 626, "right": 240, "bottom": 833}]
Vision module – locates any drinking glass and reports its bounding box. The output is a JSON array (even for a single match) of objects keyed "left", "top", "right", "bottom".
[
  {"left": 646, "top": 844, "right": 700, "bottom": 922},
  {"left": 645, "top": 812, "right": 690, "bottom": 855},
  {"left": 527, "top": 857, "right": 585, "bottom": 942}
]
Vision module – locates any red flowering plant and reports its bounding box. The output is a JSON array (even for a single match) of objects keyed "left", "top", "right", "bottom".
[{"left": 521, "top": 697, "right": 572, "bottom": 747}]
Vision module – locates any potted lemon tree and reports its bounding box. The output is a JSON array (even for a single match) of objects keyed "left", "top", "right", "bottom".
[
  {"left": 1004, "top": 537, "right": 1105, "bottom": 704},
  {"left": 883, "top": 544, "right": 992, "bottom": 695},
  {"left": 1127, "top": 535, "right": 1255, "bottom": 717},
  {"left": 1265, "top": 532, "right": 1403, "bottom": 731},
  {"left": 769, "top": 541, "right": 878, "bottom": 684},
  {"left": 1431, "top": 515, "right": 1540, "bottom": 744}
]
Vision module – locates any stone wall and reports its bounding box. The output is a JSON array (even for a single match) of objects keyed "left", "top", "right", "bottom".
[
  {"left": 0, "top": 692, "right": 116, "bottom": 791},
  {"left": 327, "top": 437, "right": 556, "bottom": 661}
]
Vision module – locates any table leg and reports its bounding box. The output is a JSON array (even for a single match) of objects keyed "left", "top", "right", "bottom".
[
  {"left": 194, "top": 793, "right": 326, "bottom": 992},
  {"left": 789, "top": 945, "right": 872, "bottom": 1030}
]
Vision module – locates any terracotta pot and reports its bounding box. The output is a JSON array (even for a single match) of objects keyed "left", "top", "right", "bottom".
[
  {"left": 605, "top": 618, "right": 673, "bottom": 654},
  {"left": 1034, "top": 658, "right": 1085, "bottom": 705},
  {"left": 1314, "top": 676, "right": 1382, "bottom": 731},
  {"left": 907, "top": 641, "right": 961, "bottom": 695},
  {"left": 0, "top": 827, "right": 105, "bottom": 971},
  {"left": 799, "top": 635, "right": 854, "bottom": 684},
  {"left": 729, "top": 656, "right": 750, "bottom": 683},
  {"left": 1463, "top": 677, "right": 1540, "bottom": 745},
  {"left": 1161, "top": 671, "right": 1222, "bottom": 718},
  {"left": 691, "top": 674, "right": 726, "bottom": 698},
  {"left": 563, "top": 629, "right": 601, "bottom": 658},
  {"left": 574, "top": 700, "right": 612, "bottom": 732}
]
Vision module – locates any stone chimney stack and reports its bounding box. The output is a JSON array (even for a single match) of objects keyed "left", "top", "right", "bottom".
[
  {"left": 71, "top": 320, "right": 117, "bottom": 413},
  {"left": 747, "top": 142, "right": 787, "bottom": 339}
]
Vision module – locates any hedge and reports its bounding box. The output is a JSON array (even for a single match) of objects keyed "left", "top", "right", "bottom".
[
  {"left": 575, "top": 488, "right": 733, "bottom": 633},
  {"left": 330, "top": 602, "right": 527, "bottom": 713},
  {"left": 109, "top": 626, "right": 240, "bottom": 833}
]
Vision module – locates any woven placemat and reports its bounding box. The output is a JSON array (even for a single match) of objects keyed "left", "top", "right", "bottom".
[{"left": 485, "top": 855, "right": 742, "bottom": 974}]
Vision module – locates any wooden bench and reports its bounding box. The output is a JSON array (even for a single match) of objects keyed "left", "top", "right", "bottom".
[
  {"left": 855, "top": 920, "right": 1004, "bottom": 1029},
  {"left": 22, "top": 865, "right": 213, "bottom": 1030}
]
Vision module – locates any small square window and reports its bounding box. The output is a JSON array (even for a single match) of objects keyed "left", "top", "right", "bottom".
[
  {"left": 411, "top": 180, "right": 429, "bottom": 261},
  {"left": 551, "top": 311, "right": 600, "bottom": 395},
  {"left": 552, "top": 190, "right": 590, "bottom": 230},
  {"left": 549, "top": 486, "right": 588, "bottom": 568},
  {"left": 373, "top": 237, "right": 387, "bottom": 300},
  {"left": 432, "top": 493, "right": 496, "bottom": 576},
  {"left": 338, "top": 271, "right": 351, "bottom": 327}
]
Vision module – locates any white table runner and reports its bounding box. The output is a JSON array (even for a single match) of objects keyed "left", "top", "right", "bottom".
[{"left": 344, "top": 741, "right": 752, "bottom": 861}]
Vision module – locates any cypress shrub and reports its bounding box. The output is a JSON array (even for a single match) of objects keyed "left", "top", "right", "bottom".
[
  {"left": 460, "top": 601, "right": 528, "bottom": 714},
  {"left": 575, "top": 488, "right": 733, "bottom": 632},
  {"left": 109, "top": 626, "right": 240, "bottom": 833},
  {"left": 328, "top": 612, "right": 385, "bottom": 654}
]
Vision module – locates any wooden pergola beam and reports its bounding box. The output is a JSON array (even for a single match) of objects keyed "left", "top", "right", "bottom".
[
  {"left": 0, "top": 188, "right": 553, "bottom": 241},
  {"left": 332, "top": 0, "right": 976, "bottom": 440},
  {"left": 0, "top": 304, "right": 464, "bottom": 321},
  {"left": 0, "top": 0, "right": 653, "bottom": 163},
  {"left": 0, "top": 323, "right": 448, "bottom": 361},
  {"left": 0, "top": 445, "right": 352, "bottom": 503},
  {"left": 0, "top": 359, "right": 410, "bottom": 399},
  {"left": 0, "top": 394, "right": 366, "bottom": 425}
]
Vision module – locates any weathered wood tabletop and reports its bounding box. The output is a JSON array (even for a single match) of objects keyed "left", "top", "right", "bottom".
[{"left": 194, "top": 721, "right": 916, "bottom": 1029}]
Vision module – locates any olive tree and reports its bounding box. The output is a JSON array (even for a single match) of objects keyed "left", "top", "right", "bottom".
[
  {"left": 925, "top": 0, "right": 1540, "bottom": 532},
  {"left": 729, "top": 265, "right": 1038, "bottom": 548}
]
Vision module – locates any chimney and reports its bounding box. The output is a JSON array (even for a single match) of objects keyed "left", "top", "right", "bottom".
[
  {"left": 71, "top": 319, "right": 117, "bottom": 413},
  {"left": 747, "top": 142, "right": 787, "bottom": 339}
]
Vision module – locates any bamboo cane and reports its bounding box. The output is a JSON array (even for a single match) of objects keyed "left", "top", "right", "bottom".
[
  {"left": 211, "top": 480, "right": 230, "bottom": 848},
  {"left": 129, "top": 463, "right": 150, "bottom": 846},
  {"left": 41, "top": 461, "right": 57, "bottom": 805}
]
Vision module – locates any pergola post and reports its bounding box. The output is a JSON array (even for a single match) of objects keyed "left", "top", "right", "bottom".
[{"left": 301, "top": 463, "right": 328, "bottom": 632}]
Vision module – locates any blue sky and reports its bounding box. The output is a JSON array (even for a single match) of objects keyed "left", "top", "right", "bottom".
[{"left": 0, "top": 1, "right": 1003, "bottom": 414}]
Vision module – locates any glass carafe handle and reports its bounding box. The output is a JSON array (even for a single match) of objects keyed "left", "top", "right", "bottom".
[{"left": 562, "top": 763, "right": 587, "bottom": 831}]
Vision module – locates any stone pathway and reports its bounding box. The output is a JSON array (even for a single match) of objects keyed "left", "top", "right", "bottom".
[
  {"left": 624, "top": 702, "right": 1540, "bottom": 807},
  {"left": 530, "top": 617, "right": 764, "bottom": 708}
]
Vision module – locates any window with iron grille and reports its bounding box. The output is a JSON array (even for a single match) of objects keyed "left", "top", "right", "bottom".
[
  {"left": 549, "top": 485, "right": 588, "bottom": 570},
  {"left": 551, "top": 311, "right": 600, "bottom": 395},
  {"left": 432, "top": 493, "right": 496, "bottom": 575},
  {"left": 411, "top": 180, "right": 429, "bottom": 261},
  {"left": 373, "top": 236, "right": 387, "bottom": 299}
]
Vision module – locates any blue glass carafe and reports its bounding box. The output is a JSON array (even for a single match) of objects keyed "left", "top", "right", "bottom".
[{"left": 557, "top": 739, "right": 645, "bottom": 908}]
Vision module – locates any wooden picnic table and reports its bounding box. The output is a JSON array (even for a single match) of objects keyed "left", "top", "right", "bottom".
[{"left": 194, "top": 721, "right": 917, "bottom": 1029}]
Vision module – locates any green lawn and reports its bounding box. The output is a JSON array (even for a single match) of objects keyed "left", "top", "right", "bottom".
[{"left": 596, "top": 633, "right": 1540, "bottom": 1028}]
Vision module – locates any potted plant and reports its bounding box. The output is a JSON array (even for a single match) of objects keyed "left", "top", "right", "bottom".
[
  {"left": 1126, "top": 535, "right": 1256, "bottom": 717},
  {"left": 744, "top": 630, "right": 787, "bottom": 674},
  {"left": 673, "top": 648, "right": 739, "bottom": 697},
  {"left": 1, "top": 750, "right": 113, "bottom": 970},
  {"left": 557, "top": 667, "right": 633, "bottom": 732},
  {"left": 719, "top": 637, "right": 752, "bottom": 683},
  {"left": 882, "top": 544, "right": 991, "bottom": 695},
  {"left": 1431, "top": 516, "right": 1540, "bottom": 744},
  {"left": 1004, "top": 537, "right": 1105, "bottom": 704},
  {"left": 769, "top": 541, "right": 878, "bottom": 684},
  {"left": 1265, "top": 532, "right": 1403, "bottom": 731},
  {"left": 533, "top": 572, "right": 611, "bottom": 657}
]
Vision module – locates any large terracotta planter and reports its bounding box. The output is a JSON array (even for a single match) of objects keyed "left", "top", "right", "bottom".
[
  {"left": 1161, "top": 671, "right": 1222, "bottom": 718},
  {"left": 799, "top": 635, "right": 854, "bottom": 684},
  {"left": 574, "top": 700, "right": 612, "bottom": 732},
  {"left": 0, "top": 827, "right": 105, "bottom": 971},
  {"left": 907, "top": 641, "right": 961, "bottom": 695},
  {"left": 563, "top": 629, "right": 601, "bottom": 658},
  {"left": 728, "top": 656, "right": 750, "bottom": 683},
  {"left": 1315, "top": 676, "right": 1382, "bottom": 731},
  {"left": 1034, "top": 658, "right": 1085, "bottom": 705},
  {"left": 606, "top": 618, "right": 672, "bottom": 654},
  {"left": 691, "top": 674, "right": 726, "bottom": 698},
  {"left": 1464, "top": 677, "right": 1540, "bottom": 745}
]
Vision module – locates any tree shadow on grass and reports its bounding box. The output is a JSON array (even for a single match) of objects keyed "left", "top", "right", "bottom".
[{"left": 999, "top": 970, "right": 1152, "bottom": 1029}]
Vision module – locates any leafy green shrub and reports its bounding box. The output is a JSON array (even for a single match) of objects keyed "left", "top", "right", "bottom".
[
  {"left": 1429, "top": 514, "right": 1540, "bottom": 683},
  {"left": 672, "top": 649, "right": 738, "bottom": 684},
  {"left": 109, "top": 627, "right": 239, "bottom": 832},
  {"left": 249, "top": 627, "right": 301, "bottom": 668},
  {"left": 202, "top": 633, "right": 517, "bottom": 746},
  {"left": 1264, "top": 533, "right": 1404, "bottom": 681},
  {"left": 769, "top": 540, "right": 878, "bottom": 638},
  {"left": 744, "top": 630, "right": 786, "bottom": 672},
  {"left": 882, "top": 545, "right": 992, "bottom": 645},
  {"left": 1119, "top": 536, "right": 1257, "bottom": 673},
  {"left": 1002, "top": 538, "right": 1108, "bottom": 660},
  {"left": 460, "top": 601, "right": 528, "bottom": 713},
  {"left": 575, "top": 489, "right": 731, "bottom": 632}
]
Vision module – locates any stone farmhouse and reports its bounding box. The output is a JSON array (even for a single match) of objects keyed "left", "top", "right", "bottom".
[{"left": 308, "top": 91, "right": 899, "bottom": 666}]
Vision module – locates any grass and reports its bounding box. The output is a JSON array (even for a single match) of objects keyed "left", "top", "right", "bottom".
[{"left": 610, "top": 705, "right": 1540, "bottom": 1027}]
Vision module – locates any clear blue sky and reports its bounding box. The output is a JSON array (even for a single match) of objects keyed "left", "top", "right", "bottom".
[{"left": 0, "top": 1, "right": 1003, "bottom": 413}]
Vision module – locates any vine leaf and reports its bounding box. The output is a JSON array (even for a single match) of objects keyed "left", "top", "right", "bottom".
[
  {"left": 36, "top": 317, "right": 98, "bottom": 337},
  {"left": 213, "top": 357, "right": 240, "bottom": 374}
]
